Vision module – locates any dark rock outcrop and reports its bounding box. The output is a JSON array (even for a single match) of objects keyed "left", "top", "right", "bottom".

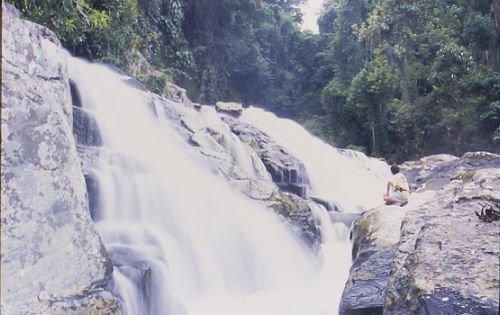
[
  {"left": 70, "top": 76, "right": 103, "bottom": 147},
  {"left": 107, "top": 245, "right": 154, "bottom": 310},
  {"left": 73, "top": 106, "right": 103, "bottom": 146},
  {"left": 340, "top": 206, "right": 410, "bottom": 315},
  {"left": 224, "top": 116, "right": 310, "bottom": 198},
  {"left": 215, "top": 101, "right": 244, "bottom": 117},
  {"left": 340, "top": 152, "right": 500, "bottom": 315},
  {"left": 1, "top": 2, "right": 119, "bottom": 314},
  {"left": 84, "top": 173, "right": 101, "bottom": 222}
]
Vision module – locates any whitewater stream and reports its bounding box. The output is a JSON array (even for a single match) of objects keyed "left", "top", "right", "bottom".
[{"left": 68, "top": 57, "right": 390, "bottom": 315}]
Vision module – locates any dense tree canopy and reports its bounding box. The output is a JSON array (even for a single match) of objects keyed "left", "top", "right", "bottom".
[
  {"left": 9, "top": 0, "right": 499, "bottom": 161},
  {"left": 314, "top": 0, "right": 499, "bottom": 160}
]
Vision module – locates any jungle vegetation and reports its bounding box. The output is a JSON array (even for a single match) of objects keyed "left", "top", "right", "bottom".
[{"left": 9, "top": 0, "right": 499, "bottom": 161}]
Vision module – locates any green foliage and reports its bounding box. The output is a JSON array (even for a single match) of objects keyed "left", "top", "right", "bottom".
[
  {"left": 9, "top": 0, "right": 140, "bottom": 68},
  {"left": 463, "top": 13, "right": 496, "bottom": 50},
  {"left": 142, "top": 72, "right": 169, "bottom": 95},
  {"left": 431, "top": 43, "right": 474, "bottom": 86},
  {"left": 13, "top": 0, "right": 499, "bottom": 160},
  {"left": 480, "top": 101, "right": 500, "bottom": 139},
  {"left": 8, "top": 0, "right": 109, "bottom": 47},
  {"left": 307, "top": 0, "right": 499, "bottom": 160},
  {"left": 79, "top": 0, "right": 140, "bottom": 67},
  {"left": 301, "top": 115, "right": 336, "bottom": 144}
]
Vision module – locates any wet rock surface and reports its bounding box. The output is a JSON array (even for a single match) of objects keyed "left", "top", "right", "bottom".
[
  {"left": 340, "top": 152, "right": 500, "bottom": 315},
  {"left": 224, "top": 116, "right": 311, "bottom": 198},
  {"left": 70, "top": 79, "right": 104, "bottom": 146},
  {"left": 215, "top": 101, "right": 244, "bottom": 117},
  {"left": 340, "top": 206, "right": 410, "bottom": 315},
  {"left": 73, "top": 106, "right": 103, "bottom": 146},
  {"left": 169, "top": 104, "right": 320, "bottom": 245},
  {"left": 1, "top": 2, "right": 119, "bottom": 314}
]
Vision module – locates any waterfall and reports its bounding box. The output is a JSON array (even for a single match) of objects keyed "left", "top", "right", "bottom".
[
  {"left": 69, "top": 57, "right": 389, "bottom": 315},
  {"left": 240, "top": 108, "right": 391, "bottom": 213},
  {"left": 240, "top": 107, "right": 391, "bottom": 312}
]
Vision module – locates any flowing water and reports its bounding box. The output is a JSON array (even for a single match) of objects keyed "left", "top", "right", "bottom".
[
  {"left": 69, "top": 57, "right": 390, "bottom": 315},
  {"left": 241, "top": 108, "right": 390, "bottom": 214}
]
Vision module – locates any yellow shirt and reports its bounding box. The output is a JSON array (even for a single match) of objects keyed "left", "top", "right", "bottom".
[{"left": 390, "top": 173, "right": 410, "bottom": 197}]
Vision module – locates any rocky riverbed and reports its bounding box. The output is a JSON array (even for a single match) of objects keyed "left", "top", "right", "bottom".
[
  {"left": 340, "top": 152, "right": 500, "bottom": 315},
  {"left": 2, "top": 1, "right": 499, "bottom": 314}
]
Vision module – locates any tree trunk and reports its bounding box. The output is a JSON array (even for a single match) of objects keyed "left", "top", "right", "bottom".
[
  {"left": 371, "top": 122, "right": 377, "bottom": 156},
  {"left": 492, "top": 0, "right": 499, "bottom": 71}
]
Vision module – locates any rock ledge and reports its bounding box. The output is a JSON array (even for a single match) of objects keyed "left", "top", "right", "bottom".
[{"left": 340, "top": 152, "right": 500, "bottom": 315}]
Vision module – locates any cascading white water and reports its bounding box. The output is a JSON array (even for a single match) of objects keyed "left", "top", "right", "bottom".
[
  {"left": 240, "top": 108, "right": 391, "bottom": 213},
  {"left": 240, "top": 107, "right": 392, "bottom": 310},
  {"left": 69, "top": 56, "right": 389, "bottom": 315}
]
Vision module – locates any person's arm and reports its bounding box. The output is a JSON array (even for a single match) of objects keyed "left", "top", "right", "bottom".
[{"left": 384, "top": 181, "right": 393, "bottom": 196}]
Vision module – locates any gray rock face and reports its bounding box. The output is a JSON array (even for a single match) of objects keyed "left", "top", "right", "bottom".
[
  {"left": 339, "top": 206, "right": 410, "bottom": 315},
  {"left": 25, "top": 290, "right": 121, "bottom": 315},
  {"left": 224, "top": 116, "right": 311, "bottom": 198},
  {"left": 164, "top": 81, "right": 194, "bottom": 108},
  {"left": 384, "top": 163, "right": 500, "bottom": 314},
  {"left": 340, "top": 152, "right": 500, "bottom": 315},
  {"left": 215, "top": 101, "right": 244, "bottom": 117},
  {"left": 1, "top": 2, "right": 119, "bottom": 314}
]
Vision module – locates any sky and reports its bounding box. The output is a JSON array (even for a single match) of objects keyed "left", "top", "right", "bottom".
[{"left": 298, "top": 0, "right": 326, "bottom": 33}]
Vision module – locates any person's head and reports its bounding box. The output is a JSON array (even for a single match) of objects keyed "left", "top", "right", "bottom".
[{"left": 390, "top": 164, "right": 400, "bottom": 175}]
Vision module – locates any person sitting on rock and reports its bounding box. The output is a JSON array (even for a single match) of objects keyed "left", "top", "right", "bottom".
[{"left": 383, "top": 164, "right": 410, "bottom": 206}]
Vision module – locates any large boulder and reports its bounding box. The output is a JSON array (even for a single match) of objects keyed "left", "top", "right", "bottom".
[
  {"left": 340, "top": 152, "right": 500, "bottom": 315},
  {"left": 224, "top": 116, "right": 311, "bottom": 198},
  {"left": 339, "top": 202, "right": 414, "bottom": 315},
  {"left": 164, "top": 81, "right": 194, "bottom": 108},
  {"left": 384, "top": 165, "right": 500, "bottom": 314},
  {"left": 1, "top": 2, "right": 119, "bottom": 314},
  {"left": 215, "top": 101, "right": 244, "bottom": 117}
]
